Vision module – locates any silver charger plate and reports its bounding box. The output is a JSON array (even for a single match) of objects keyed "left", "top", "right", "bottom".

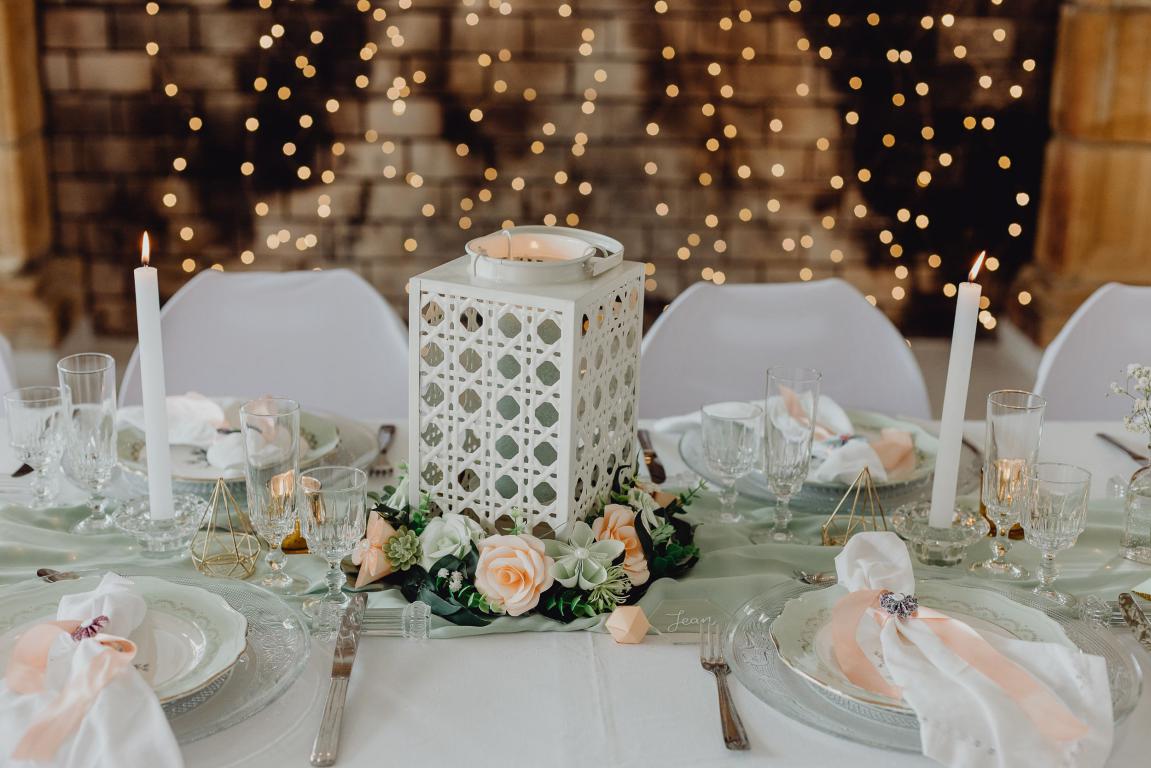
[
  {"left": 726, "top": 579, "right": 1143, "bottom": 753},
  {"left": 158, "top": 573, "right": 311, "bottom": 744}
]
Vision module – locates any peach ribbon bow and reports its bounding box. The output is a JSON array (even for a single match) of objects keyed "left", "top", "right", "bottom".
[
  {"left": 352, "top": 514, "right": 398, "bottom": 588},
  {"left": 6, "top": 621, "right": 138, "bottom": 762},
  {"left": 830, "top": 589, "right": 1089, "bottom": 744}
]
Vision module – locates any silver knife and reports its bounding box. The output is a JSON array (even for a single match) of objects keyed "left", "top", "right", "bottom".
[
  {"left": 1118, "top": 592, "right": 1151, "bottom": 653},
  {"left": 311, "top": 594, "right": 367, "bottom": 767},
  {"left": 1096, "top": 433, "right": 1149, "bottom": 464},
  {"left": 637, "top": 429, "right": 667, "bottom": 484}
]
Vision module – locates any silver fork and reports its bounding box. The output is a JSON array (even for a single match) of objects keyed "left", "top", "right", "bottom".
[
  {"left": 699, "top": 621, "right": 749, "bottom": 751},
  {"left": 369, "top": 425, "right": 396, "bottom": 479}
]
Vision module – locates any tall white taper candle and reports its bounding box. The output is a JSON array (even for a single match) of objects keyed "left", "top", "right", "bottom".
[
  {"left": 133, "top": 232, "right": 175, "bottom": 520},
  {"left": 927, "top": 252, "right": 986, "bottom": 528}
]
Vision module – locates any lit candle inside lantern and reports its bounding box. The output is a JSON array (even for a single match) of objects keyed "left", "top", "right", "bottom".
[
  {"left": 133, "top": 232, "right": 175, "bottom": 520},
  {"left": 928, "top": 251, "right": 986, "bottom": 528}
]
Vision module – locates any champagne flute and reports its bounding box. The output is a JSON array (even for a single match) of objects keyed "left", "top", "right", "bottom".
[
  {"left": 1020, "top": 462, "right": 1090, "bottom": 606},
  {"left": 241, "top": 397, "right": 303, "bottom": 592},
  {"left": 57, "top": 353, "right": 118, "bottom": 534},
  {"left": 970, "top": 390, "right": 1046, "bottom": 579},
  {"left": 701, "top": 401, "right": 763, "bottom": 523},
  {"left": 300, "top": 466, "right": 368, "bottom": 638},
  {"left": 754, "top": 366, "right": 821, "bottom": 543},
  {"left": 4, "top": 386, "right": 65, "bottom": 507}
]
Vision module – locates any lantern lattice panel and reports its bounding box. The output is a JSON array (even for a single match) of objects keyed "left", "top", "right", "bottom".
[
  {"left": 414, "top": 291, "right": 569, "bottom": 529},
  {"left": 570, "top": 278, "right": 644, "bottom": 513},
  {"left": 409, "top": 254, "right": 644, "bottom": 534}
]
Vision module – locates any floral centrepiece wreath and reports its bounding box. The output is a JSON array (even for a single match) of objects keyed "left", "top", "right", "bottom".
[{"left": 352, "top": 468, "right": 702, "bottom": 626}]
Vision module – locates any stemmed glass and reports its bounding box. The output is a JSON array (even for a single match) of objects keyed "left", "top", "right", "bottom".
[
  {"left": 3, "top": 387, "right": 65, "bottom": 507},
  {"left": 300, "top": 466, "right": 368, "bottom": 638},
  {"left": 241, "top": 397, "right": 303, "bottom": 592},
  {"left": 57, "top": 353, "right": 119, "bottom": 534},
  {"left": 701, "top": 402, "right": 763, "bottom": 523},
  {"left": 970, "top": 390, "right": 1046, "bottom": 579},
  {"left": 1020, "top": 462, "right": 1091, "bottom": 606},
  {"left": 755, "top": 366, "right": 822, "bottom": 543}
]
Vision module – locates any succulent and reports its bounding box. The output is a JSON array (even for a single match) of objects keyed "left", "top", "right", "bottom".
[{"left": 384, "top": 527, "right": 421, "bottom": 571}]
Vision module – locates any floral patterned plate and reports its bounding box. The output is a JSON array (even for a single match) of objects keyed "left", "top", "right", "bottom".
[
  {"left": 769, "top": 580, "right": 1075, "bottom": 714},
  {"left": 0, "top": 575, "right": 247, "bottom": 703},
  {"left": 117, "top": 406, "right": 340, "bottom": 483}
]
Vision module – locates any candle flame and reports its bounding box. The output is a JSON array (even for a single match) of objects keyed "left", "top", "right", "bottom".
[
  {"left": 141, "top": 232, "right": 151, "bottom": 266},
  {"left": 968, "top": 251, "right": 986, "bottom": 282}
]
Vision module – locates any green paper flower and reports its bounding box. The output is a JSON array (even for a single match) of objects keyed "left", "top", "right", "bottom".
[
  {"left": 384, "top": 527, "right": 421, "bottom": 571},
  {"left": 544, "top": 521, "right": 625, "bottom": 589}
]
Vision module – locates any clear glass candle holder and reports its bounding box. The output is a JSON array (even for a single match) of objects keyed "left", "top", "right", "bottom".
[
  {"left": 360, "top": 601, "right": 432, "bottom": 639},
  {"left": 893, "top": 501, "right": 989, "bottom": 567}
]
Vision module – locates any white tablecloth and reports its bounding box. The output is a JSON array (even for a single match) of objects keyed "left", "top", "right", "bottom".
[
  {"left": 3, "top": 419, "right": 1148, "bottom": 767},
  {"left": 179, "top": 420, "right": 1150, "bottom": 768}
]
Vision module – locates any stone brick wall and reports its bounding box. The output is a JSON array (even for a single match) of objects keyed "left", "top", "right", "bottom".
[{"left": 32, "top": 0, "right": 1058, "bottom": 335}]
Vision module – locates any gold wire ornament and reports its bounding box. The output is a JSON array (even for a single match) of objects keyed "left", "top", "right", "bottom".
[
  {"left": 190, "top": 479, "right": 261, "bottom": 578},
  {"left": 820, "top": 467, "right": 888, "bottom": 546}
]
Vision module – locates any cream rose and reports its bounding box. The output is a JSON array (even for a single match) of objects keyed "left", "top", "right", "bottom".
[
  {"left": 592, "top": 504, "right": 650, "bottom": 586},
  {"left": 418, "top": 512, "right": 484, "bottom": 571},
  {"left": 473, "top": 534, "right": 556, "bottom": 616}
]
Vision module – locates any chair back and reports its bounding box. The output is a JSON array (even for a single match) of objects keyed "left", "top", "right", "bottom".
[
  {"left": 640, "top": 278, "right": 931, "bottom": 418},
  {"left": 1034, "top": 282, "right": 1151, "bottom": 419},
  {"left": 120, "top": 269, "right": 408, "bottom": 421}
]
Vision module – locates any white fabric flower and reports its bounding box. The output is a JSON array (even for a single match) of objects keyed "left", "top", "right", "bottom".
[
  {"left": 385, "top": 474, "right": 410, "bottom": 510},
  {"left": 627, "top": 487, "right": 663, "bottom": 533},
  {"left": 418, "top": 513, "right": 485, "bottom": 571}
]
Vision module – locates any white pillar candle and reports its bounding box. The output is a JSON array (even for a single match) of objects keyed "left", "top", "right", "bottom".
[
  {"left": 928, "top": 252, "right": 986, "bottom": 528},
  {"left": 133, "top": 232, "right": 175, "bottom": 520}
]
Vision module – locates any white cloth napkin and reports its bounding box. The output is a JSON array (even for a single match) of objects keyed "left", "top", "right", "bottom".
[
  {"left": 654, "top": 396, "right": 913, "bottom": 484},
  {"left": 117, "top": 393, "right": 278, "bottom": 471},
  {"left": 117, "top": 393, "right": 228, "bottom": 449},
  {"left": 834, "top": 533, "right": 1113, "bottom": 768},
  {"left": 0, "top": 574, "right": 183, "bottom": 767},
  {"left": 652, "top": 395, "right": 851, "bottom": 435}
]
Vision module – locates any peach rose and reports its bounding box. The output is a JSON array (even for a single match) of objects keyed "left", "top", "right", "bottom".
[
  {"left": 473, "top": 534, "right": 556, "bottom": 616},
  {"left": 592, "top": 504, "right": 650, "bottom": 586}
]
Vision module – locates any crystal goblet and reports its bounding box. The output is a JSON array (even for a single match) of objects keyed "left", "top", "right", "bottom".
[{"left": 701, "top": 401, "right": 762, "bottom": 524}]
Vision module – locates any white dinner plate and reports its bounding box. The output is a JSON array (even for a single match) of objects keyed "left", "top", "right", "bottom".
[
  {"left": 0, "top": 576, "right": 248, "bottom": 703},
  {"left": 769, "top": 580, "right": 1075, "bottom": 714},
  {"left": 118, "top": 404, "right": 340, "bottom": 482}
]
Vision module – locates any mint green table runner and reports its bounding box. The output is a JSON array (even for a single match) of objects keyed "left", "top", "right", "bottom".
[{"left": 1, "top": 493, "right": 1147, "bottom": 639}]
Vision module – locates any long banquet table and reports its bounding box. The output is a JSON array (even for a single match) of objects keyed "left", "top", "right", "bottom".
[{"left": 1, "top": 418, "right": 1149, "bottom": 767}]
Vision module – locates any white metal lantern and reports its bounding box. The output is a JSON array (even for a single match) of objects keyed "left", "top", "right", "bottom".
[{"left": 408, "top": 226, "right": 645, "bottom": 535}]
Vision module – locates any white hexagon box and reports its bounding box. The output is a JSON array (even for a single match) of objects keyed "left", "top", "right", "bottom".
[{"left": 408, "top": 226, "right": 644, "bottom": 535}]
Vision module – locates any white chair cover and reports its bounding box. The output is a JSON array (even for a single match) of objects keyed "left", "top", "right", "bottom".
[
  {"left": 119, "top": 269, "right": 408, "bottom": 422},
  {"left": 1034, "top": 282, "right": 1151, "bottom": 419},
  {"left": 0, "top": 332, "right": 15, "bottom": 393},
  {"left": 639, "top": 279, "right": 931, "bottom": 419}
]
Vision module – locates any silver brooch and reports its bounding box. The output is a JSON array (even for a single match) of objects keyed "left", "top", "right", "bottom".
[{"left": 879, "top": 591, "right": 918, "bottom": 619}]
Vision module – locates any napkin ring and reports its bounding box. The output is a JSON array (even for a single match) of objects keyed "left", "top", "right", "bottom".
[
  {"left": 878, "top": 591, "right": 918, "bottom": 620},
  {"left": 70, "top": 615, "right": 109, "bottom": 641}
]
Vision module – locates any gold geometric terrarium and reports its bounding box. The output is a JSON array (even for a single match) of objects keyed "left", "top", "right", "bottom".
[
  {"left": 821, "top": 467, "right": 888, "bottom": 547},
  {"left": 190, "top": 478, "right": 261, "bottom": 578}
]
